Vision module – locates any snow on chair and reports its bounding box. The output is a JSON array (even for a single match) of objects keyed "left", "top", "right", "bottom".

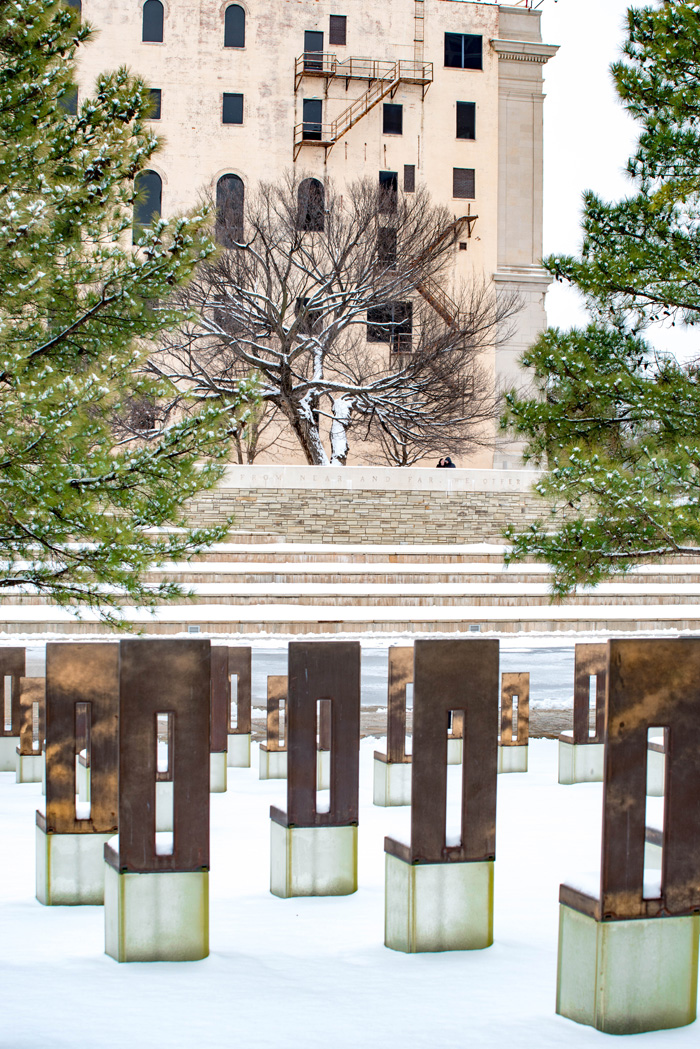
[
  {"left": 0, "top": 647, "right": 25, "bottom": 771},
  {"left": 104, "top": 639, "right": 210, "bottom": 962},
  {"left": 259, "top": 675, "right": 288, "bottom": 780},
  {"left": 16, "top": 676, "right": 45, "bottom": 783},
  {"left": 36, "top": 642, "right": 119, "bottom": 905},
  {"left": 556, "top": 638, "right": 700, "bottom": 1035},
  {"left": 384, "top": 638, "right": 499, "bottom": 953},
  {"left": 498, "top": 671, "right": 529, "bottom": 773},
  {"left": 558, "top": 642, "right": 606, "bottom": 784},
  {"left": 226, "top": 645, "right": 252, "bottom": 768},
  {"left": 374, "top": 646, "right": 413, "bottom": 806},
  {"left": 270, "top": 641, "right": 360, "bottom": 898}
]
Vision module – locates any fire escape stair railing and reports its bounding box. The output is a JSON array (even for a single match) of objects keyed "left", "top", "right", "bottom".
[
  {"left": 294, "top": 56, "right": 433, "bottom": 157},
  {"left": 413, "top": 213, "right": 478, "bottom": 327}
]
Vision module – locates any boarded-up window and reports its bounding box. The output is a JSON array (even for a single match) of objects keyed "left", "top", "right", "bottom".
[
  {"left": 379, "top": 170, "right": 398, "bottom": 213},
  {"left": 377, "top": 228, "right": 397, "bottom": 268},
  {"left": 456, "top": 101, "right": 475, "bottom": 139},
  {"left": 148, "top": 89, "right": 161, "bottom": 120},
  {"left": 216, "top": 174, "right": 244, "bottom": 246},
  {"left": 453, "top": 167, "right": 475, "bottom": 199},
  {"left": 329, "top": 15, "right": 346, "bottom": 45},
  {"left": 383, "top": 104, "right": 402, "bottom": 135},
  {"left": 224, "top": 5, "right": 245, "bottom": 47},
  {"left": 133, "top": 170, "right": 162, "bottom": 241},
  {"left": 223, "top": 93, "right": 244, "bottom": 124},
  {"left": 142, "top": 0, "right": 163, "bottom": 42},
  {"left": 403, "top": 165, "right": 415, "bottom": 193},
  {"left": 297, "top": 178, "right": 325, "bottom": 232}
]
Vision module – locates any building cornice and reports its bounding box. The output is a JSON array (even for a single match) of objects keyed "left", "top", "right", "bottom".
[{"left": 490, "top": 39, "right": 559, "bottom": 64}]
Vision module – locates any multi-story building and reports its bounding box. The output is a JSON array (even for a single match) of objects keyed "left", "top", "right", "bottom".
[{"left": 75, "top": 0, "right": 557, "bottom": 467}]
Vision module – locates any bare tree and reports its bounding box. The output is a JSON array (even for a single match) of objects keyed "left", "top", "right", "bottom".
[{"left": 151, "top": 174, "right": 521, "bottom": 465}]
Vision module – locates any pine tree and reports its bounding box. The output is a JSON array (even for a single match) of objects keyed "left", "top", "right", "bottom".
[
  {"left": 502, "top": 0, "right": 700, "bottom": 593},
  {"left": 0, "top": 0, "right": 253, "bottom": 619}
]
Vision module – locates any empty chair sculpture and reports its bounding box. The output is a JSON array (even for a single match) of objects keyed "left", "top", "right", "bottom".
[
  {"left": 270, "top": 641, "right": 360, "bottom": 898},
  {"left": 16, "top": 677, "right": 45, "bottom": 783},
  {"left": 558, "top": 642, "right": 606, "bottom": 784},
  {"left": 374, "top": 646, "right": 412, "bottom": 806},
  {"left": 557, "top": 638, "right": 700, "bottom": 1034},
  {"left": 384, "top": 638, "right": 499, "bottom": 953},
  {"left": 227, "top": 646, "right": 252, "bottom": 767},
  {"left": 0, "top": 648, "right": 25, "bottom": 771},
  {"left": 36, "top": 643, "right": 119, "bottom": 905},
  {"left": 259, "top": 675, "right": 288, "bottom": 780},
  {"left": 498, "top": 672, "right": 529, "bottom": 773},
  {"left": 104, "top": 639, "right": 210, "bottom": 962}
]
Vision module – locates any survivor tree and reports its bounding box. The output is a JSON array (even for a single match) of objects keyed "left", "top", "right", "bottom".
[{"left": 151, "top": 174, "right": 519, "bottom": 466}]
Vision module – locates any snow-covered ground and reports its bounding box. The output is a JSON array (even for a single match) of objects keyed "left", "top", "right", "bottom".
[{"left": 0, "top": 738, "right": 694, "bottom": 1048}]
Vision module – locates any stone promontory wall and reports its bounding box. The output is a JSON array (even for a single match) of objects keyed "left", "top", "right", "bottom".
[{"left": 187, "top": 465, "right": 551, "bottom": 543}]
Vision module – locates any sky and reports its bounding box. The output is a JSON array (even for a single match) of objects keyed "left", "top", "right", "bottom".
[{"left": 538, "top": 0, "right": 699, "bottom": 361}]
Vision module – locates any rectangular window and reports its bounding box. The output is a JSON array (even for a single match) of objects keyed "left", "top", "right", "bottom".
[
  {"left": 453, "top": 167, "right": 475, "bottom": 199},
  {"left": 59, "top": 85, "right": 78, "bottom": 115},
  {"left": 444, "top": 33, "right": 482, "bottom": 70},
  {"left": 377, "top": 227, "right": 397, "bottom": 268},
  {"left": 329, "top": 15, "right": 346, "bottom": 45},
  {"left": 304, "top": 29, "right": 324, "bottom": 70},
  {"left": 222, "top": 92, "right": 243, "bottom": 125},
  {"left": 379, "top": 170, "right": 398, "bottom": 212},
  {"left": 456, "top": 101, "right": 475, "bottom": 139},
  {"left": 383, "top": 103, "right": 403, "bottom": 135},
  {"left": 302, "top": 98, "right": 323, "bottom": 140},
  {"left": 403, "top": 164, "right": 415, "bottom": 192},
  {"left": 148, "top": 88, "right": 162, "bottom": 120},
  {"left": 367, "top": 301, "right": 412, "bottom": 351}
]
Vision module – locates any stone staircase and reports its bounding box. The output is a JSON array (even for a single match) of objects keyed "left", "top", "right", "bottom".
[{"left": 2, "top": 536, "right": 700, "bottom": 635}]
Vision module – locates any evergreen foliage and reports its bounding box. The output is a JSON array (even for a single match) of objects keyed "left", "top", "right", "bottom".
[
  {"left": 0, "top": 0, "right": 253, "bottom": 619},
  {"left": 502, "top": 0, "right": 700, "bottom": 593}
]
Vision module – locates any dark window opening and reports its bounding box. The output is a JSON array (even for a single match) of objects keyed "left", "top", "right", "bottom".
[
  {"left": 59, "top": 86, "right": 78, "bottom": 115},
  {"left": 224, "top": 4, "right": 245, "bottom": 47},
  {"left": 329, "top": 15, "right": 346, "bottom": 45},
  {"left": 133, "top": 170, "right": 162, "bottom": 241},
  {"left": 148, "top": 89, "right": 161, "bottom": 120},
  {"left": 295, "top": 297, "right": 322, "bottom": 334},
  {"left": 128, "top": 397, "right": 157, "bottom": 431},
  {"left": 302, "top": 98, "right": 323, "bottom": 140},
  {"left": 304, "top": 30, "right": 324, "bottom": 70},
  {"left": 456, "top": 101, "right": 475, "bottom": 139},
  {"left": 142, "top": 0, "right": 164, "bottom": 42},
  {"left": 223, "top": 92, "right": 244, "bottom": 124},
  {"left": 383, "top": 103, "right": 403, "bottom": 135},
  {"left": 459, "top": 241, "right": 468, "bottom": 250},
  {"left": 64, "top": 0, "right": 81, "bottom": 15},
  {"left": 444, "top": 32, "right": 482, "bottom": 70},
  {"left": 297, "top": 178, "right": 325, "bottom": 231},
  {"left": 377, "top": 227, "right": 397, "bottom": 268},
  {"left": 216, "top": 173, "right": 244, "bottom": 246},
  {"left": 403, "top": 165, "right": 415, "bottom": 193},
  {"left": 367, "top": 301, "right": 412, "bottom": 351},
  {"left": 379, "top": 170, "right": 398, "bottom": 213},
  {"left": 453, "top": 167, "right": 475, "bottom": 199}
]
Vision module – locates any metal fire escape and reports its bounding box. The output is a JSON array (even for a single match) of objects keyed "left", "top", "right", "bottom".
[
  {"left": 293, "top": 54, "right": 433, "bottom": 159},
  {"left": 415, "top": 210, "right": 478, "bottom": 328}
]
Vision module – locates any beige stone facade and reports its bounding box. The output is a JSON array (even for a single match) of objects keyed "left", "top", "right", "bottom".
[{"left": 76, "top": 0, "right": 557, "bottom": 467}]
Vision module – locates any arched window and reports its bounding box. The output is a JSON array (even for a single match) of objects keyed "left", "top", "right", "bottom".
[
  {"left": 216, "top": 174, "right": 244, "bottom": 246},
  {"left": 133, "top": 170, "right": 162, "bottom": 241},
  {"left": 297, "top": 178, "right": 324, "bottom": 232},
  {"left": 142, "top": 0, "right": 164, "bottom": 42},
  {"left": 224, "top": 4, "right": 245, "bottom": 47}
]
